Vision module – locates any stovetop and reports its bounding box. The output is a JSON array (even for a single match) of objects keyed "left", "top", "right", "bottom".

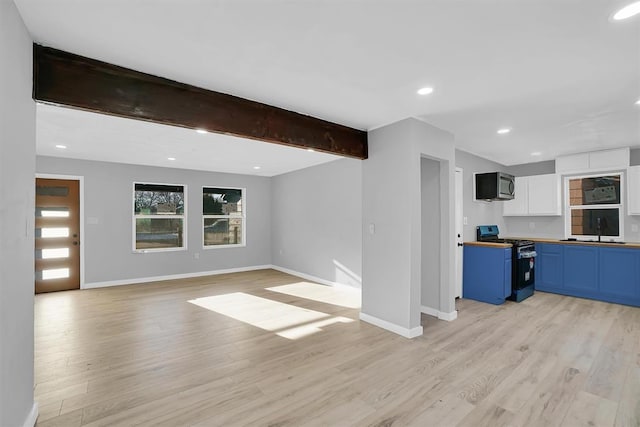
[{"left": 476, "top": 225, "right": 534, "bottom": 247}]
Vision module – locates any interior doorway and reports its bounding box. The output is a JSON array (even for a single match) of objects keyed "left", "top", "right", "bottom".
[{"left": 35, "top": 177, "right": 81, "bottom": 293}]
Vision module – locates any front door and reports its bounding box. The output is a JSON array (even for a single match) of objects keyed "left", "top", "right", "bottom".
[{"left": 35, "top": 178, "right": 80, "bottom": 293}]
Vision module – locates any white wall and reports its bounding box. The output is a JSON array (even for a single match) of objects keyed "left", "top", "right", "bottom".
[
  {"left": 421, "top": 157, "right": 440, "bottom": 310},
  {"left": 455, "top": 149, "right": 508, "bottom": 240},
  {"left": 271, "top": 158, "right": 362, "bottom": 288},
  {"left": 36, "top": 156, "right": 272, "bottom": 285},
  {"left": 0, "top": 1, "right": 37, "bottom": 425},
  {"left": 362, "top": 118, "right": 455, "bottom": 337}
]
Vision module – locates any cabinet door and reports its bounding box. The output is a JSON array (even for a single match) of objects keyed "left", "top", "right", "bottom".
[
  {"left": 563, "top": 246, "right": 598, "bottom": 292},
  {"left": 528, "top": 174, "right": 561, "bottom": 216},
  {"left": 599, "top": 248, "right": 640, "bottom": 299},
  {"left": 628, "top": 166, "right": 640, "bottom": 215},
  {"left": 589, "top": 148, "right": 629, "bottom": 170},
  {"left": 536, "top": 243, "right": 563, "bottom": 291},
  {"left": 556, "top": 153, "right": 589, "bottom": 174},
  {"left": 503, "top": 176, "right": 528, "bottom": 216}
]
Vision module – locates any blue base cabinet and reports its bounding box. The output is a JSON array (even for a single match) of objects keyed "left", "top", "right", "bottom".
[
  {"left": 463, "top": 245, "right": 511, "bottom": 305},
  {"left": 599, "top": 248, "right": 640, "bottom": 301},
  {"left": 536, "top": 243, "right": 563, "bottom": 292},
  {"left": 563, "top": 246, "right": 598, "bottom": 292},
  {"left": 535, "top": 243, "right": 640, "bottom": 307}
]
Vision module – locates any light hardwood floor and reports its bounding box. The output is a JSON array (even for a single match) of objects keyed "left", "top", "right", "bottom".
[{"left": 34, "top": 269, "right": 639, "bottom": 426}]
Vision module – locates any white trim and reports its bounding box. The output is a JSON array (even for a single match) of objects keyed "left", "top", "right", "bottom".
[
  {"left": 202, "top": 186, "right": 246, "bottom": 249},
  {"left": 421, "top": 305, "right": 458, "bottom": 321},
  {"left": 22, "top": 402, "right": 38, "bottom": 427},
  {"left": 438, "top": 310, "right": 458, "bottom": 321},
  {"left": 562, "top": 172, "right": 625, "bottom": 241},
  {"left": 270, "top": 265, "right": 361, "bottom": 291},
  {"left": 35, "top": 173, "right": 85, "bottom": 288},
  {"left": 132, "top": 182, "right": 187, "bottom": 253},
  {"left": 82, "top": 265, "right": 271, "bottom": 289},
  {"left": 359, "top": 312, "right": 423, "bottom": 339}
]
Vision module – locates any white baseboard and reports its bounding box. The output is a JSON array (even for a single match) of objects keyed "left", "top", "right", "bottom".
[
  {"left": 23, "top": 402, "right": 38, "bottom": 427},
  {"left": 270, "top": 265, "right": 361, "bottom": 291},
  {"left": 82, "top": 265, "right": 272, "bottom": 289},
  {"left": 359, "top": 312, "right": 423, "bottom": 338},
  {"left": 421, "top": 305, "right": 458, "bottom": 322}
]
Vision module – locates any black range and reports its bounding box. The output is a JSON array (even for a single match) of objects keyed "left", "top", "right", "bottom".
[{"left": 476, "top": 225, "right": 536, "bottom": 302}]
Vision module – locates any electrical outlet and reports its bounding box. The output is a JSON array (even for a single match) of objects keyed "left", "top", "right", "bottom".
[{"left": 369, "top": 223, "right": 375, "bottom": 235}]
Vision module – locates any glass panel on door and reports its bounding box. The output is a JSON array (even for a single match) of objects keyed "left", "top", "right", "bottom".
[{"left": 35, "top": 178, "right": 80, "bottom": 293}]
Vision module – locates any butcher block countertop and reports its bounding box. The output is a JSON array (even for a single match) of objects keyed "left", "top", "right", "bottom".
[
  {"left": 463, "top": 241, "right": 512, "bottom": 248},
  {"left": 506, "top": 237, "right": 640, "bottom": 249},
  {"left": 464, "top": 238, "right": 640, "bottom": 249}
]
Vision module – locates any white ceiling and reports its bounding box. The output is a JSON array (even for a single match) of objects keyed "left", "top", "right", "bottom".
[{"left": 15, "top": 0, "right": 640, "bottom": 172}]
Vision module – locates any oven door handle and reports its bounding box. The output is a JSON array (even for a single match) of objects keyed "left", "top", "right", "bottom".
[{"left": 518, "top": 251, "right": 537, "bottom": 259}]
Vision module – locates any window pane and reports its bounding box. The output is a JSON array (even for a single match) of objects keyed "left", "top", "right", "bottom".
[
  {"left": 37, "top": 248, "right": 70, "bottom": 259},
  {"left": 37, "top": 227, "right": 70, "bottom": 238},
  {"left": 40, "top": 268, "right": 70, "bottom": 280},
  {"left": 134, "top": 184, "right": 184, "bottom": 215},
  {"left": 204, "top": 218, "right": 243, "bottom": 246},
  {"left": 570, "top": 208, "right": 619, "bottom": 237},
  {"left": 136, "top": 218, "right": 184, "bottom": 249},
  {"left": 36, "top": 207, "right": 70, "bottom": 217},
  {"left": 36, "top": 186, "right": 69, "bottom": 197},
  {"left": 203, "top": 188, "right": 243, "bottom": 215},
  {"left": 568, "top": 176, "right": 620, "bottom": 206}
]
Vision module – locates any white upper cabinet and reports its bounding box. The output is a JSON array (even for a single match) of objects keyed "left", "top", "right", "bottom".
[
  {"left": 556, "top": 148, "right": 629, "bottom": 174},
  {"left": 628, "top": 166, "right": 640, "bottom": 215},
  {"left": 503, "top": 176, "right": 528, "bottom": 216},
  {"left": 528, "top": 174, "right": 561, "bottom": 215},
  {"left": 503, "top": 174, "right": 561, "bottom": 216}
]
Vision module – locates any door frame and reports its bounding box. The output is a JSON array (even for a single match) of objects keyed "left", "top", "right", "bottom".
[
  {"left": 36, "top": 173, "right": 85, "bottom": 289},
  {"left": 455, "top": 167, "right": 463, "bottom": 299}
]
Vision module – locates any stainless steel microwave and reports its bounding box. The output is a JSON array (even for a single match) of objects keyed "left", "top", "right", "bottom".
[{"left": 475, "top": 172, "right": 515, "bottom": 201}]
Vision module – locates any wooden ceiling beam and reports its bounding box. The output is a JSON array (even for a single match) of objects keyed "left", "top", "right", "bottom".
[{"left": 33, "top": 44, "right": 367, "bottom": 159}]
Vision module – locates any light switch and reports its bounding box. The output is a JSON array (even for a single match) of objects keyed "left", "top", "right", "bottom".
[
  {"left": 369, "top": 223, "right": 375, "bottom": 235},
  {"left": 463, "top": 216, "right": 468, "bottom": 225}
]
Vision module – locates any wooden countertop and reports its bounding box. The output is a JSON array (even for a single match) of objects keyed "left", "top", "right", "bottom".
[
  {"left": 463, "top": 241, "right": 512, "bottom": 248},
  {"left": 504, "top": 237, "right": 640, "bottom": 249}
]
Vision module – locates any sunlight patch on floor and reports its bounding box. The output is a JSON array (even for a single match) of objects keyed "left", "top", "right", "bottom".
[
  {"left": 188, "top": 292, "right": 353, "bottom": 339},
  {"left": 265, "top": 282, "right": 361, "bottom": 309}
]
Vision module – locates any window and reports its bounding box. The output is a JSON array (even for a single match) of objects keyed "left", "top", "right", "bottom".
[
  {"left": 203, "top": 187, "right": 244, "bottom": 247},
  {"left": 564, "top": 173, "right": 623, "bottom": 240},
  {"left": 134, "top": 183, "right": 186, "bottom": 251}
]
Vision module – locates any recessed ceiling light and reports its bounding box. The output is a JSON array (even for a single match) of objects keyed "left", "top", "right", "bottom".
[
  {"left": 167, "top": 157, "right": 176, "bottom": 161},
  {"left": 253, "top": 166, "right": 261, "bottom": 170},
  {"left": 635, "top": 99, "right": 640, "bottom": 105},
  {"left": 55, "top": 144, "right": 67, "bottom": 149},
  {"left": 613, "top": 1, "right": 640, "bottom": 20},
  {"left": 417, "top": 87, "right": 434, "bottom": 95},
  {"left": 531, "top": 152, "right": 542, "bottom": 156},
  {"left": 497, "top": 128, "right": 511, "bottom": 135},
  {"left": 195, "top": 129, "right": 208, "bottom": 134}
]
